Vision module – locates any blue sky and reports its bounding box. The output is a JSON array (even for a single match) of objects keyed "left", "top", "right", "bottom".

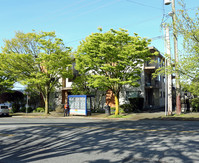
[{"left": 0, "top": 0, "right": 198, "bottom": 55}]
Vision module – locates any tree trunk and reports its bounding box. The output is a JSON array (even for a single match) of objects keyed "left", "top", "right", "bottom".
[
  {"left": 44, "top": 86, "right": 49, "bottom": 115},
  {"left": 115, "top": 94, "right": 119, "bottom": 115}
]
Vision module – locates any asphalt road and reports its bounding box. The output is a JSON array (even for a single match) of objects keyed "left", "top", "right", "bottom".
[{"left": 0, "top": 117, "right": 199, "bottom": 163}]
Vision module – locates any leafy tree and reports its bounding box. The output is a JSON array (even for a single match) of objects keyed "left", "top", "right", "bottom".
[
  {"left": 75, "top": 28, "right": 152, "bottom": 115},
  {"left": 0, "top": 91, "right": 24, "bottom": 103},
  {"left": 176, "top": 1, "right": 199, "bottom": 96},
  {"left": 0, "top": 68, "right": 15, "bottom": 93},
  {"left": 71, "top": 74, "right": 106, "bottom": 111},
  {"left": 71, "top": 75, "right": 91, "bottom": 95},
  {"left": 1, "top": 31, "right": 73, "bottom": 114}
]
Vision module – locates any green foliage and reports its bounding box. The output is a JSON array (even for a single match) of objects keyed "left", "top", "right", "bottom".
[
  {"left": 71, "top": 75, "right": 91, "bottom": 95},
  {"left": 20, "top": 106, "right": 33, "bottom": 113},
  {"left": 175, "top": 1, "right": 199, "bottom": 96},
  {"left": 0, "top": 91, "right": 24, "bottom": 103},
  {"left": 129, "top": 97, "right": 144, "bottom": 111},
  {"left": 12, "top": 103, "right": 20, "bottom": 113},
  {"left": 190, "top": 98, "right": 199, "bottom": 112},
  {"left": 20, "top": 107, "right": 26, "bottom": 112},
  {"left": 75, "top": 28, "right": 152, "bottom": 115},
  {"left": 108, "top": 114, "right": 125, "bottom": 118},
  {"left": 33, "top": 107, "right": 45, "bottom": 113},
  {"left": 0, "top": 68, "right": 15, "bottom": 93},
  {"left": 27, "top": 107, "right": 33, "bottom": 113},
  {"left": 120, "top": 104, "right": 133, "bottom": 113},
  {"left": 1, "top": 31, "right": 73, "bottom": 114},
  {"left": 155, "top": 1, "right": 199, "bottom": 98},
  {"left": 110, "top": 107, "right": 125, "bottom": 114}
]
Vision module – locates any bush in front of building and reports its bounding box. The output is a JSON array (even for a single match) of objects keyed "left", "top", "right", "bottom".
[
  {"left": 20, "top": 106, "right": 33, "bottom": 113},
  {"left": 110, "top": 107, "right": 125, "bottom": 114},
  {"left": 128, "top": 97, "right": 144, "bottom": 111},
  {"left": 33, "top": 107, "right": 45, "bottom": 113},
  {"left": 190, "top": 98, "right": 199, "bottom": 112},
  {"left": 119, "top": 104, "right": 132, "bottom": 113},
  {"left": 12, "top": 103, "right": 20, "bottom": 113},
  {"left": 20, "top": 106, "right": 26, "bottom": 112}
]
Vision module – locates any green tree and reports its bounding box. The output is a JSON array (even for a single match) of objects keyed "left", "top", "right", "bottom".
[
  {"left": 176, "top": 1, "right": 199, "bottom": 96},
  {"left": 71, "top": 74, "right": 107, "bottom": 111},
  {"left": 71, "top": 75, "right": 91, "bottom": 95},
  {"left": 75, "top": 28, "right": 152, "bottom": 115},
  {"left": 1, "top": 31, "right": 73, "bottom": 114},
  {"left": 0, "top": 68, "right": 15, "bottom": 93}
]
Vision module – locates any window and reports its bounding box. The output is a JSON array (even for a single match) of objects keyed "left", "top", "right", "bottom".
[
  {"left": 158, "top": 75, "right": 161, "bottom": 81},
  {"left": 126, "top": 91, "right": 141, "bottom": 100},
  {"left": 158, "top": 57, "right": 161, "bottom": 66}
]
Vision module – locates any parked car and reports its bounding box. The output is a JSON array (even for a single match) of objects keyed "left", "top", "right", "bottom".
[{"left": 0, "top": 104, "right": 9, "bottom": 116}]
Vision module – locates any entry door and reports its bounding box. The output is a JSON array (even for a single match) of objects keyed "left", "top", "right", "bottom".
[{"left": 146, "top": 89, "right": 153, "bottom": 106}]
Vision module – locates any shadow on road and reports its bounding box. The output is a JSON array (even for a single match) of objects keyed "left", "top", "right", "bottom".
[{"left": 0, "top": 118, "right": 199, "bottom": 163}]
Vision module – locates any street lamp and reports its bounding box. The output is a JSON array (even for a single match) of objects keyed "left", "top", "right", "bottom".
[{"left": 164, "top": 0, "right": 171, "bottom": 5}]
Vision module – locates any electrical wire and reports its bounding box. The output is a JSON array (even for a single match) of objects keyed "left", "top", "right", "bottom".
[
  {"left": 58, "top": 0, "right": 103, "bottom": 17},
  {"left": 122, "top": 15, "right": 161, "bottom": 29},
  {"left": 64, "top": 0, "right": 121, "bottom": 21},
  {"left": 126, "top": 0, "right": 164, "bottom": 11}
]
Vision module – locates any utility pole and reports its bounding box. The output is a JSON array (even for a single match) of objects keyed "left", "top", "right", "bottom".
[
  {"left": 165, "top": 26, "right": 172, "bottom": 115},
  {"left": 164, "top": 0, "right": 181, "bottom": 114},
  {"left": 171, "top": 0, "right": 181, "bottom": 115},
  {"left": 165, "top": 57, "right": 168, "bottom": 116}
]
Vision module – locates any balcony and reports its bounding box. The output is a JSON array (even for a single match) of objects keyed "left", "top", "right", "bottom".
[{"left": 144, "top": 61, "right": 158, "bottom": 70}]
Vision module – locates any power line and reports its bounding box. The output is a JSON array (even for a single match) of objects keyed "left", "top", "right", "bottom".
[
  {"left": 122, "top": 15, "right": 161, "bottom": 28},
  {"left": 126, "top": 0, "right": 164, "bottom": 10},
  {"left": 62, "top": 0, "right": 121, "bottom": 22},
  {"left": 58, "top": 0, "right": 103, "bottom": 17}
]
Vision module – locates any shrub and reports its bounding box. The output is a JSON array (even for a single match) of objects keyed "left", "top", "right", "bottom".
[
  {"left": 190, "top": 98, "right": 199, "bottom": 112},
  {"left": 128, "top": 97, "right": 144, "bottom": 111},
  {"left": 27, "top": 107, "right": 33, "bottom": 113},
  {"left": 20, "top": 106, "right": 26, "bottom": 112},
  {"left": 33, "top": 107, "right": 45, "bottom": 113},
  {"left": 120, "top": 104, "right": 133, "bottom": 113},
  {"left": 12, "top": 103, "right": 20, "bottom": 113},
  {"left": 20, "top": 106, "right": 33, "bottom": 113},
  {"left": 111, "top": 107, "right": 125, "bottom": 114}
]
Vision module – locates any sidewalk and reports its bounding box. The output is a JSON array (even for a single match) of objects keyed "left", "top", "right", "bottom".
[{"left": 10, "top": 111, "right": 199, "bottom": 121}]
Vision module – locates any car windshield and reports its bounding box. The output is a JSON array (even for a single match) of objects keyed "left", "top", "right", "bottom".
[{"left": 1, "top": 106, "right": 8, "bottom": 109}]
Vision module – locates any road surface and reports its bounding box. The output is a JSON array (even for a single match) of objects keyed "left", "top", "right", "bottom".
[{"left": 0, "top": 117, "right": 199, "bottom": 163}]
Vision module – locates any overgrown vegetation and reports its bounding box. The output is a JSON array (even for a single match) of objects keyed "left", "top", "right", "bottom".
[
  {"left": 190, "top": 98, "right": 199, "bottom": 112},
  {"left": 20, "top": 107, "right": 33, "bottom": 113},
  {"left": 33, "top": 107, "right": 45, "bottom": 113}
]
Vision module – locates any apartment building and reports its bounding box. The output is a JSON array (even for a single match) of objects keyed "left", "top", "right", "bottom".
[{"left": 143, "top": 46, "right": 165, "bottom": 109}]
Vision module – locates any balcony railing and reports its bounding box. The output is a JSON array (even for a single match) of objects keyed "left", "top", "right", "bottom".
[{"left": 144, "top": 61, "right": 158, "bottom": 69}]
